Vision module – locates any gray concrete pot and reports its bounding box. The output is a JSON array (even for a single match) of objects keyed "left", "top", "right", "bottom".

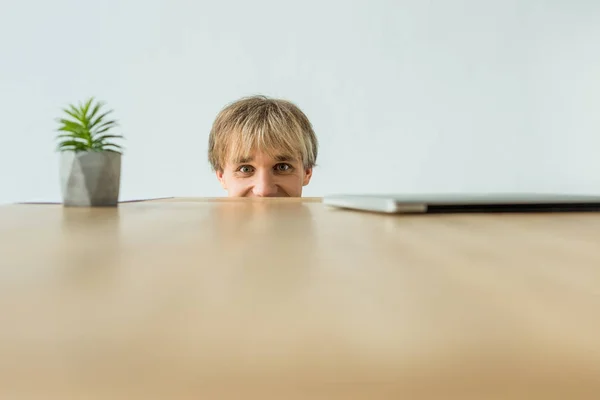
[{"left": 60, "top": 151, "right": 121, "bottom": 207}]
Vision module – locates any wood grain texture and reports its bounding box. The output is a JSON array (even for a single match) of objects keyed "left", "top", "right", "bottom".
[{"left": 1, "top": 198, "right": 599, "bottom": 399}]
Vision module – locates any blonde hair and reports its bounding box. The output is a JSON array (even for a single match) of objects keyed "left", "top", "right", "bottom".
[{"left": 208, "top": 95, "right": 318, "bottom": 171}]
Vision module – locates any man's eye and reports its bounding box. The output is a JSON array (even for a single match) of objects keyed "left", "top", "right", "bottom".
[
  {"left": 238, "top": 165, "right": 254, "bottom": 173},
  {"left": 275, "top": 163, "right": 292, "bottom": 172}
]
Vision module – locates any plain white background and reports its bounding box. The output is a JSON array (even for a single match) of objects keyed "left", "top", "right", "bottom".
[{"left": 1, "top": 0, "right": 599, "bottom": 204}]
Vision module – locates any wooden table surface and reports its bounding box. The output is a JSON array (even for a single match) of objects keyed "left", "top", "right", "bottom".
[{"left": 1, "top": 198, "right": 599, "bottom": 399}]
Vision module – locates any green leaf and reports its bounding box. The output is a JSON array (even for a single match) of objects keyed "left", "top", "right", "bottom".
[
  {"left": 57, "top": 98, "right": 122, "bottom": 147},
  {"left": 88, "top": 101, "right": 104, "bottom": 122},
  {"left": 91, "top": 121, "right": 117, "bottom": 135},
  {"left": 102, "top": 142, "right": 123, "bottom": 148},
  {"left": 62, "top": 107, "right": 81, "bottom": 121},
  {"left": 57, "top": 140, "right": 90, "bottom": 152},
  {"left": 68, "top": 104, "right": 84, "bottom": 123},
  {"left": 92, "top": 120, "right": 117, "bottom": 133},
  {"left": 89, "top": 110, "right": 114, "bottom": 129},
  {"left": 58, "top": 139, "right": 88, "bottom": 147},
  {"left": 99, "top": 143, "right": 124, "bottom": 151},
  {"left": 56, "top": 134, "right": 88, "bottom": 141},
  {"left": 92, "top": 125, "right": 118, "bottom": 136},
  {"left": 92, "top": 134, "right": 124, "bottom": 144},
  {"left": 58, "top": 118, "right": 85, "bottom": 129},
  {"left": 82, "top": 98, "right": 94, "bottom": 124},
  {"left": 58, "top": 126, "right": 87, "bottom": 136},
  {"left": 57, "top": 121, "right": 90, "bottom": 140}
]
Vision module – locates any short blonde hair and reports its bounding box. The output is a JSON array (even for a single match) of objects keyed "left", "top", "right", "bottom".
[{"left": 208, "top": 95, "right": 318, "bottom": 171}]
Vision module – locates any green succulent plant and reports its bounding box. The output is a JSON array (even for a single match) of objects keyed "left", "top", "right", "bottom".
[{"left": 56, "top": 97, "right": 123, "bottom": 153}]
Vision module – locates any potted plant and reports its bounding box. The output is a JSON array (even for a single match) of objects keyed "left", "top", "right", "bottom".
[{"left": 56, "top": 98, "right": 124, "bottom": 207}]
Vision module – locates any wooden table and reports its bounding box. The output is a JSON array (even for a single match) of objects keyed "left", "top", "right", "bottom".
[{"left": 1, "top": 198, "right": 599, "bottom": 399}]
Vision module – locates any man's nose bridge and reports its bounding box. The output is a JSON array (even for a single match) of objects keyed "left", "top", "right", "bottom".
[
  {"left": 256, "top": 169, "right": 275, "bottom": 185},
  {"left": 253, "top": 169, "right": 277, "bottom": 195}
]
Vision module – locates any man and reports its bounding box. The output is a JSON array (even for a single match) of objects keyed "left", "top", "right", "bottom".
[{"left": 208, "top": 95, "right": 318, "bottom": 197}]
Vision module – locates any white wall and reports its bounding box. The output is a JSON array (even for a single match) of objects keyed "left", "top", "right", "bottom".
[{"left": 1, "top": 0, "right": 599, "bottom": 203}]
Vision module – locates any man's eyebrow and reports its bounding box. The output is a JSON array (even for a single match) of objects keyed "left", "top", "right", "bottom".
[
  {"left": 233, "top": 155, "right": 295, "bottom": 164},
  {"left": 234, "top": 156, "right": 253, "bottom": 164}
]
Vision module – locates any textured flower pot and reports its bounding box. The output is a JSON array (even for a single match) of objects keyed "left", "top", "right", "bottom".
[{"left": 60, "top": 151, "right": 121, "bottom": 207}]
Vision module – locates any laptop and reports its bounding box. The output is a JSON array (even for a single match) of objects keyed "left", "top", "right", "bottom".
[{"left": 322, "top": 193, "right": 600, "bottom": 214}]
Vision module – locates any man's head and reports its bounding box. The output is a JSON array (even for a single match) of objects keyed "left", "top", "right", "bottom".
[{"left": 208, "top": 95, "right": 318, "bottom": 197}]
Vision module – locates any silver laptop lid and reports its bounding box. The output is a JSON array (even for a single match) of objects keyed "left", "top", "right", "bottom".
[{"left": 323, "top": 193, "right": 600, "bottom": 213}]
